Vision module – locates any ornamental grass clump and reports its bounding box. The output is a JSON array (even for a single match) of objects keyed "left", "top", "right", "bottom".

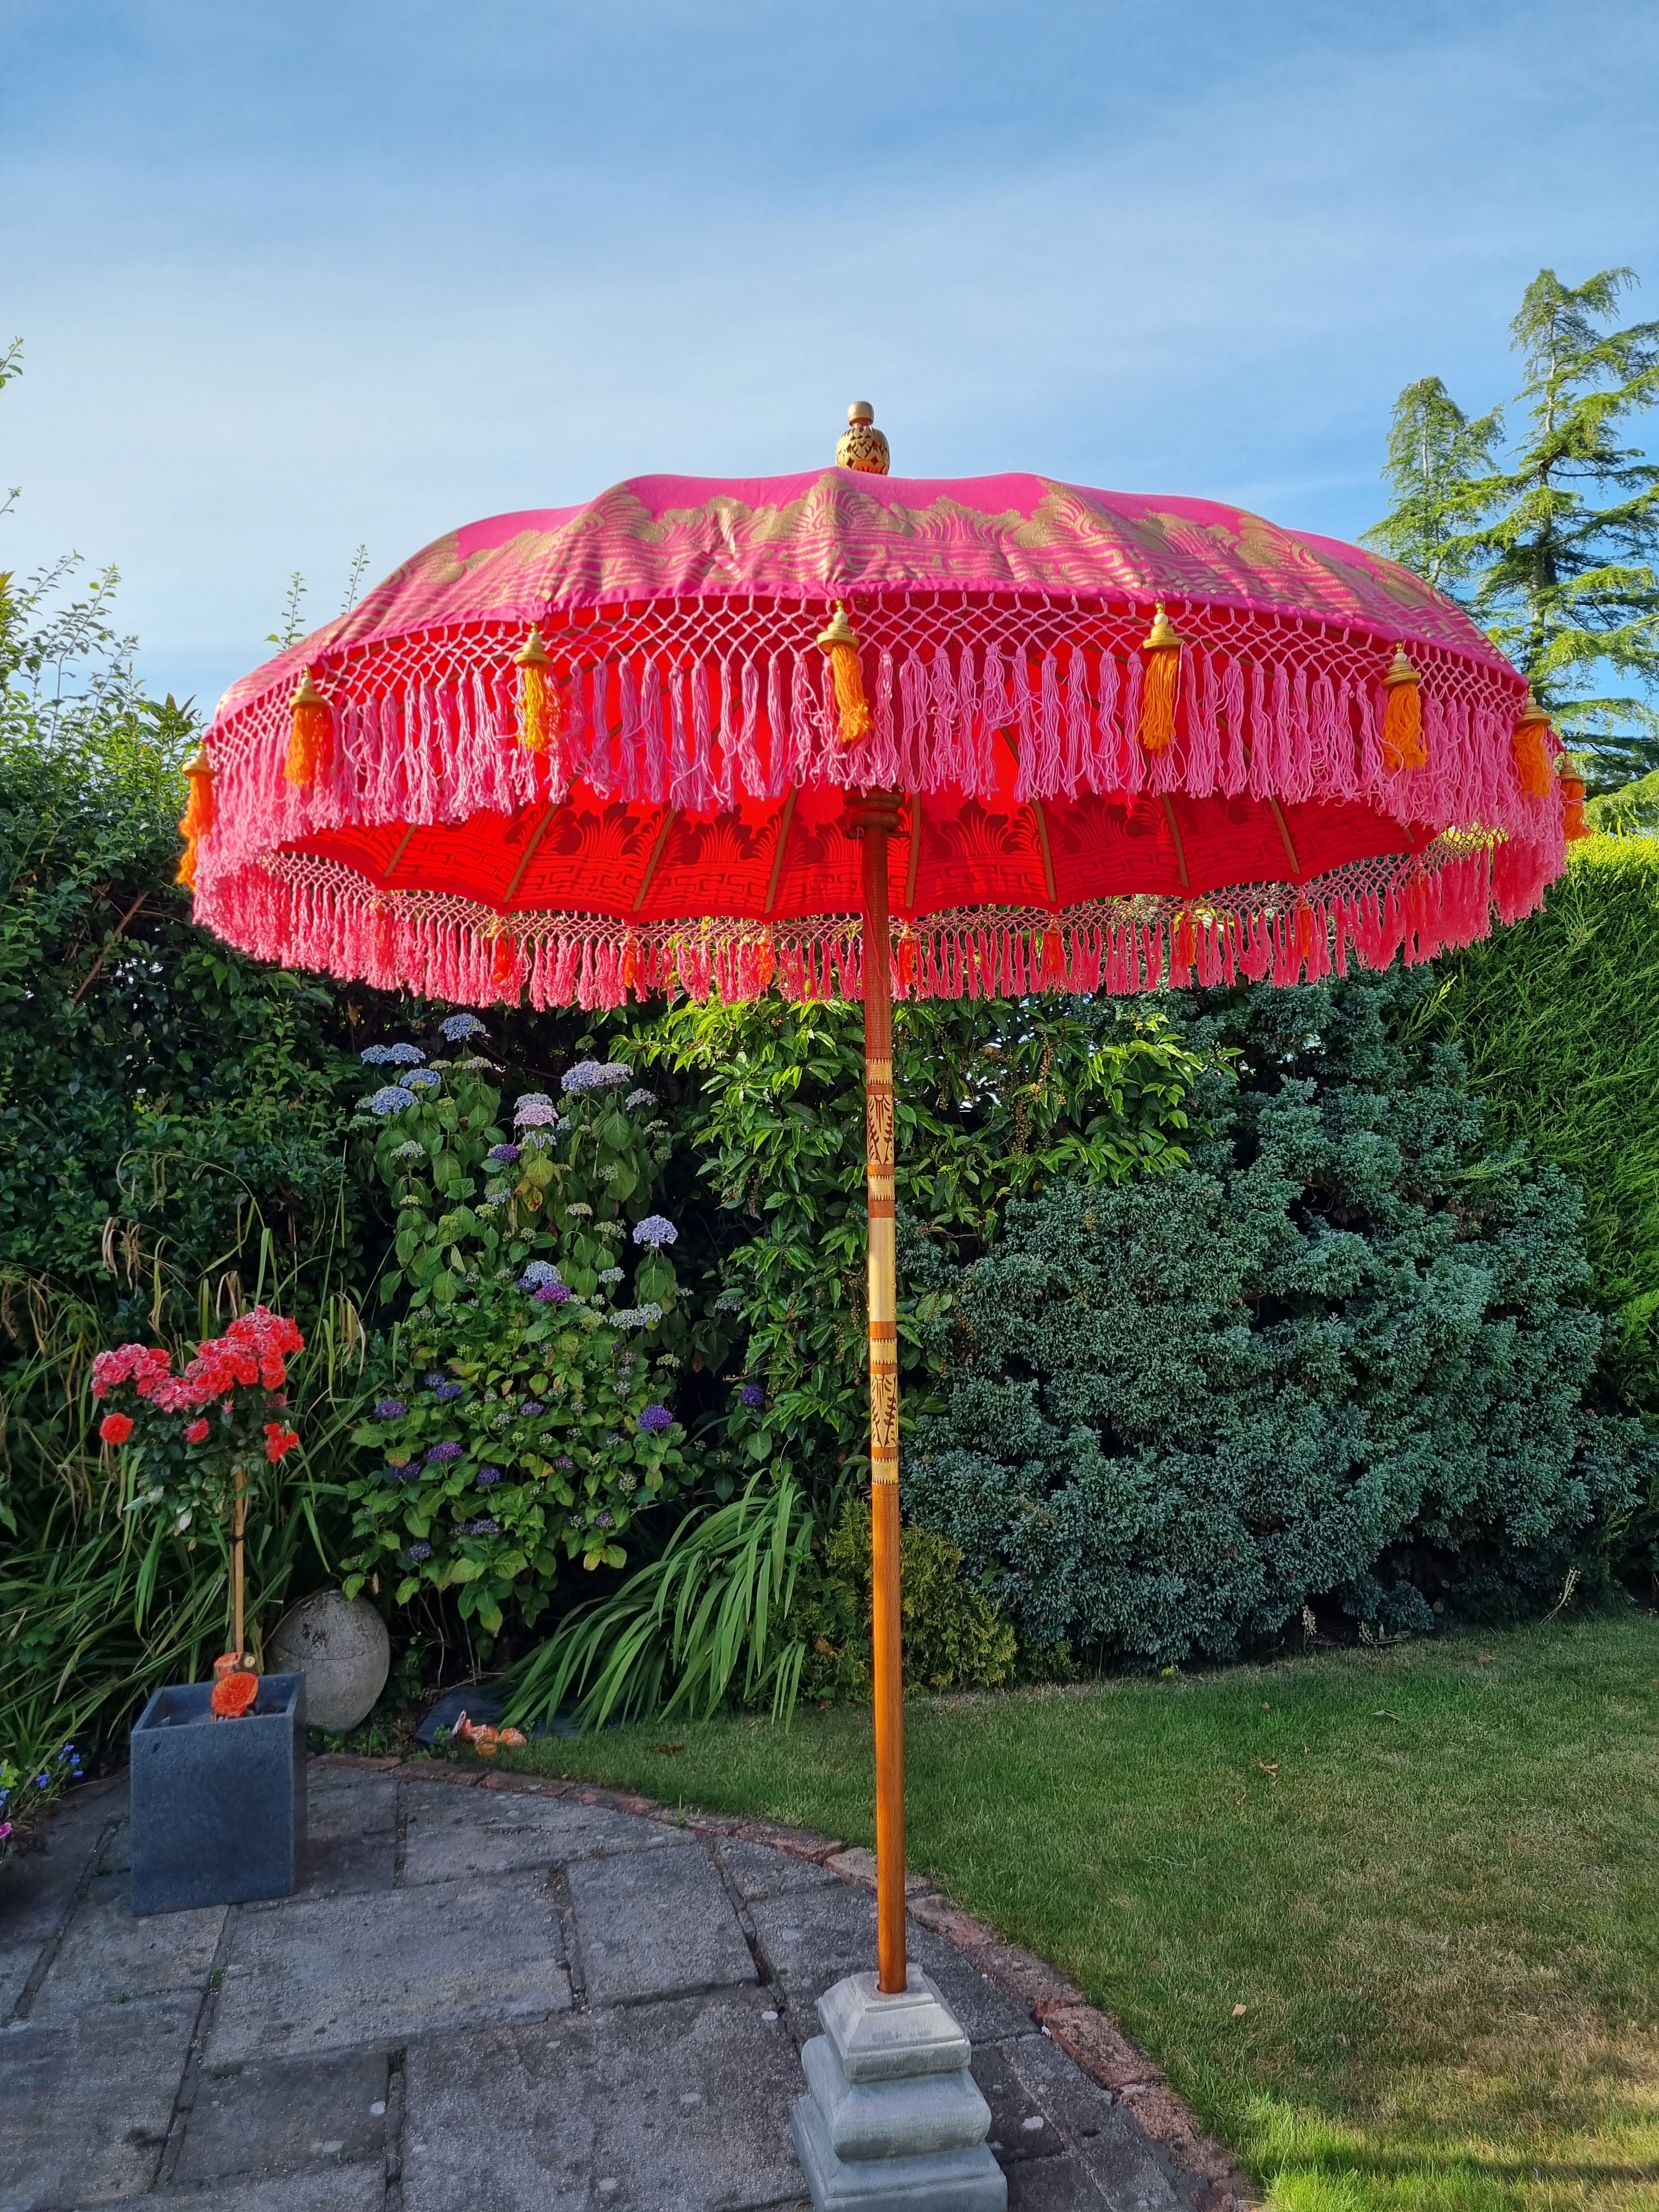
[{"left": 90, "top": 1305, "right": 305, "bottom": 1686}]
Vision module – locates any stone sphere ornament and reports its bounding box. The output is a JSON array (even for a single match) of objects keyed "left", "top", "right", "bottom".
[{"left": 269, "top": 1590, "right": 391, "bottom": 1733}]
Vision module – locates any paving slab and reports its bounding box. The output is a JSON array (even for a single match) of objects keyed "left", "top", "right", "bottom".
[
  {"left": 399, "top": 1781, "right": 694, "bottom": 1885},
  {"left": 0, "top": 1988, "right": 198, "bottom": 2210},
  {"left": 28, "top": 1872, "right": 225, "bottom": 2024},
  {"left": 569, "top": 1841, "right": 757, "bottom": 2005},
  {"left": 1, "top": 1940, "right": 42, "bottom": 2027},
  {"left": 208, "top": 1870, "right": 571, "bottom": 2065},
  {"left": 140, "top": 2167, "right": 384, "bottom": 2211},
  {"left": 177, "top": 2051, "right": 390, "bottom": 2182},
  {"left": 0, "top": 1820, "right": 99, "bottom": 1945},
  {"left": 402, "top": 1993, "right": 804, "bottom": 2212},
  {"left": 1002, "top": 2033, "right": 1190, "bottom": 2212},
  {"left": 290, "top": 1775, "right": 398, "bottom": 1899},
  {"left": 715, "top": 1836, "right": 840, "bottom": 1904},
  {"left": 748, "top": 1880, "right": 1034, "bottom": 2046}
]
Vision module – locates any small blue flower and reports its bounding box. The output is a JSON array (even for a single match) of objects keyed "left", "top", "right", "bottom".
[
  {"left": 624, "top": 1088, "right": 654, "bottom": 1109},
  {"left": 366, "top": 1085, "right": 419, "bottom": 1116},
  {"left": 740, "top": 1383, "right": 766, "bottom": 1409},
  {"left": 521, "top": 1400, "right": 545, "bottom": 1418},
  {"left": 638, "top": 1403, "right": 674, "bottom": 1433},
  {"left": 597, "top": 1510, "right": 616, "bottom": 1528},
  {"left": 475, "top": 1465, "right": 502, "bottom": 1486},
  {"left": 374, "top": 1399, "right": 407, "bottom": 1420},
  {"left": 440, "top": 1013, "right": 488, "bottom": 1042},
  {"left": 460, "top": 1516, "right": 500, "bottom": 1536},
  {"left": 364, "top": 1041, "right": 426, "bottom": 1066},
  {"left": 403, "top": 1067, "right": 442, "bottom": 1093},
  {"left": 431, "top": 1380, "right": 465, "bottom": 1402},
  {"left": 598, "top": 1266, "right": 624, "bottom": 1285},
  {"left": 514, "top": 1092, "right": 557, "bottom": 1126},
  {"left": 518, "top": 1260, "right": 561, "bottom": 1286},
  {"left": 386, "top": 1462, "right": 414, "bottom": 1483},
  {"left": 554, "top": 1453, "right": 574, "bottom": 1469},
  {"left": 425, "top": 1440, "right": 463, "bottom": 1462},
  {"left": 632, "top": 1215, "right": 678, "bottom": 1248},
  {"left": 391, "top": 1141, "right": 425, "bottom": 1161},
  {"left": 487, "top": 1143, "right": 521, "bottom": 1164},
  {"left": 405, "top": 1541, "right": 433, "bottom": 1562}
]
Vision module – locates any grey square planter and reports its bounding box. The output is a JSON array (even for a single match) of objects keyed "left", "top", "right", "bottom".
[{"left": 129, "top": 1672, "right": 307, "bottom": 1916}]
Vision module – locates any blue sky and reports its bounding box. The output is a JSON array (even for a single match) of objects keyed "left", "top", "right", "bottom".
[{"left": 6, "top": 0, "right": 1658, "bottom": 715}]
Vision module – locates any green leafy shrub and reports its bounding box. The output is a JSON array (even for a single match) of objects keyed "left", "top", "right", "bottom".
[
  {"left": 905, "top": 969, "right": 1654, "bottom": 1664},
  {"left": 795, "top": 1492, "right": 1018, "bottom": 1701}
]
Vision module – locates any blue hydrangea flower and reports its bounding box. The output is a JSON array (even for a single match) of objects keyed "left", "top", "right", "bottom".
[
  {"left": 566, "top": 1201, "right": 592, "bottom": 1218},
  {"left": 439, "top": 1013, "right": 487, "bottom": 1042},
  {"left": 518, "top": 1261, "right": 561, "bottom": 1286},
  {"left": 519, "top": 1128, "right": 558, "bottom": 1152},
  {"left": 392, "top": 1141, "right": 425, "bottom": 1160},
  {"left": 373, "top": 1398, "right": 407, "bottom": 1419},
  {"left": 514, "top": 1093, "right": 557, "bottom": 1126},
  {"left": 364, "top": 1041, "right": 426, "bottom": 1066},
  {"left": 632, "top": 1215, "right": 678, "bottom": 1248},
  {"left": 461, "top": 1517, "right": 500, "bottom": 1536},
  {"left": 431, "top": 1380, "right": 464, "bottom": 1402},
  {"left": 386, "top": 1462, "right": 414, "bottom": 1483},
  {"left": 425, "top": 1373, "right": 446, "bottom": 1387},
  {"left": 487, "top": 1143, "right": 521, "bottom": 1164},
  {"left": 554, "top": 1454, "right": 573, "bottom": 1469},
  {"left": 425, "top": 1440, "right": 462, "bottom": 1462},
  {"left": 475, "top": 1465, "right": 502, "bottom": 1486},
  {"left": 638, "top": 1404, "right": 674, "bottom": 1433},
  {"left": 360, "top": 1045, "right": 396, "bottom": 1065},
  {"left": 597, "top": 1510, "right": 616, "bottom": 1528},
  {"left": 521, "top": 1400, "right": 545, "bottom": 1417},
  {"left": 598, "top": 1266, "right": 623, "bottom": 1284},
  {"left": 624, "top": 1088, "right": 654, "bottom": 1109},
  {"left": 403, "top": 1067, "right": 442, "bottom": 1093},
  {"left": 366, "top": 1085, "right": 419, "bottom": 1116},
  {"left": 405, "top": 1541, "right": 433, "bottom": 1562},
  {"left": 562, "top": 1060, "right": 633, "bottom": 1093},
  {"left": 715, "top": 1291, "right": 744, "bottom": 1313},
  {"left": 740, "top": 1383, "right": 766, "bottom": 1409}
]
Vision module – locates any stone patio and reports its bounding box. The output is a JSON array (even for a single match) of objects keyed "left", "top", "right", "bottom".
[{"left": 1, "top": 1758, "right": 1239, "bottom": 2212}]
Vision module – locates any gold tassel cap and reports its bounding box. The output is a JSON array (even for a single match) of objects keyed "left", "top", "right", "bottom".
[
  {"left": 1138, "top": 604, "right": 1183, "bottom": 752},
  {"left": 816, "top": 600, "right": 873, "bottom": 744},
  {"left": 175, "top": 742, "right": 216, "bottom": 888},
  {"left": 1379, "top": 645, "right": 1425, "bottom": 772},
  {"left": 284, "top": 669, "right": 333, "bottom": 788},
  {"left": 515, "top": 625, "right": 560, "bottom": 755},
  {"left": 1512, "top": 696, "right": 1554, "bottom": 798},
  {"left": 836, "top": 402, "right": 891, "bottom": 476}
]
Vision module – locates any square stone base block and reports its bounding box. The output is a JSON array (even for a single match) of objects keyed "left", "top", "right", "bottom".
[
  {"left": 792, "top": 2092, "right": 1006, "bottom": 2211},
  {"left": 130, "top": 1673, "right": 307, "bottom": 1916}
]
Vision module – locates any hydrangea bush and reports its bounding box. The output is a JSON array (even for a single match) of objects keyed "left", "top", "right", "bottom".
[{"left": 342, "top": 1029, "right": 691, "bottom": 1634}]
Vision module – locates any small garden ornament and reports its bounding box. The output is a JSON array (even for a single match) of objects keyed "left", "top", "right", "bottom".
[{"left": 185, "top": 403, "right": 1571, "bottom": 2207}]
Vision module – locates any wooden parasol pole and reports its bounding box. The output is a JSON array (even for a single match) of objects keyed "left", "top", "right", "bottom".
[
  {"left": 851, "top": 791, "right": 907, "bottom": 1995},
  {"left": 232, "top": 1462, "right": 247, "bottom": 1659}
]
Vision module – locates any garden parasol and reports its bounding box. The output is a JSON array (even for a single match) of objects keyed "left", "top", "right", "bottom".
[{"left": 186, "top": 405, "right": 1576, "bottom": 2004}]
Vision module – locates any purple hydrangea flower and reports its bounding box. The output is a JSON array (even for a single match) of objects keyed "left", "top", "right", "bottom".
[
  {"left": 597, "top": 1510, "right": 616, "bottom": 1528},
  {"left": 562, "top": 1060, "right": 633, "bottom": 1093},
  {"left": 405, "top": 1541, "right": 433, "bottom": 1562},
  {"left": 637, "top": 1404, "right": 674, "bottom": 1433},
  {"left": 554, "top": 1454, "right": 574, "bottom": 1469},
  {"left": 374, "top": 1398, "right": 407, "bottom": 1420},
  {"left": 475, "top": 1465, "right": 502, "bottom": 1486},
  {"left": 432, "top": 1380, "right": 465, "bottom": 1402},
  {"left": 487, "top": 1142, "right": 521, "bottom": 1164},
  {"left": 534, "top": 1282, "right": 573, "bottom": 1305},
  {"left": 439, "top": 1013, "right": 487, "bottom": 1042},
  {"left": 521, "top": 1400, "right": 544, "bottom": 1417},
  {"left": 632, "top": 1215, "right": 678, "bottom": 1248},
  {"left": 386, "top": 1462, "right": 414, "bottom": 1483},
  {"left": 366, "top": 1085, "right": 419, "bottom": 1116},
  {"left": 739, "top": 1383, "right": 766, "bottom": 1409},
  {"left": 514, "top": 1093, "right": 557, "bottom": 1126},
  {"left": 425, "top": 1440, "right": 463, "bottom": 1463},
  {"left": 460, "top": 1517, "right": 500, "bottom": 1536}
]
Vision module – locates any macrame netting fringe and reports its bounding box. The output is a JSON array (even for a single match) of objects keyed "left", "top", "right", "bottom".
[
  {"left": 191, "top": 834, "right": 1550, "bottom": 1014},
  {"left": 197, "top": 593, "right": 1554, "bottom": 878}
]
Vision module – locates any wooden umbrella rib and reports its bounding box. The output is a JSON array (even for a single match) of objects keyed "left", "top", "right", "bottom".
[
  {"left": 764, "top": 788, "right": 797, "bottom": 918},
  {"left": 1267, "top": 797, "right": 1302, "bottom": 878},
  {"left": 382, "top": 823, "right": 416, "bottom": 885},
  {"left": 501, "top": 806, "right": 558, "bottom": 906},
  {"left": 633, "top": 807, "right": 678, "bottom": 915},
  {"left": 1160, "top": 794, "right": 1191, "bottom": 891},
  {"left": 1029, "top": 797, "right": 1057, "bottom": 907}
]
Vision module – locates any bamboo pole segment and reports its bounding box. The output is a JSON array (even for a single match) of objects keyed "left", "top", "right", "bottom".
[
  {"left": 232, "top": 1462, "right": 247, "bottom": 1658},
  {"left": 849, "top": 790, "right": 907, "bottom": 1995}
]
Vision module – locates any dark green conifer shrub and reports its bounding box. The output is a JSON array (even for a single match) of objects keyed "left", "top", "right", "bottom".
[{"left": 905, "top": 970, "right": 1654, "bottom": 1664}]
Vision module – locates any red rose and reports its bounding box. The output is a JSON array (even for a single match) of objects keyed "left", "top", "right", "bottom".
[
  {"left": 263, "top": 1423, "right": 300, "bottom": 1463},
  {"left": 184, "top": 1417, "right": 210, "bottom": 1443},
  {"left": 99, "top": 1412, "right": 134, "bottom": 1445}
]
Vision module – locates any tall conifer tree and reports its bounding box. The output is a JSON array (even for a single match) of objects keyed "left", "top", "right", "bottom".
[{"left": 1369, "top": 269, "right": 1659, "bottom": 793}]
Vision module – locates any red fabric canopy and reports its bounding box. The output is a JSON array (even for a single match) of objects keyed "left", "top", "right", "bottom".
[{"left": 193, "top": 469, "right": 1565, "bottom": 1007}]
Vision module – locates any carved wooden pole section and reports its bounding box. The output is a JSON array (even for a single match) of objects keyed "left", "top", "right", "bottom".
[{"left": 850, "top": 791, "right": 906, "bottom": 1994}]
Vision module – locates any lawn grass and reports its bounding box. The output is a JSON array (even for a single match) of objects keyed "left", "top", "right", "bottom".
[{"left": 504, "top": 1612, "right": 1659, "bottom": 2212}]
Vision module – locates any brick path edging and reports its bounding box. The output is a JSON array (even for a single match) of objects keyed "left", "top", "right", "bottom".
[{"left": 312, "top": 1751, "right": 1258, "bottom": 2210}]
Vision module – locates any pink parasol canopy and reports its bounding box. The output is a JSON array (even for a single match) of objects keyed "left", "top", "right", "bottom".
[{"left": 191, "top": 466, "right": 1567, "bottom": 1006}]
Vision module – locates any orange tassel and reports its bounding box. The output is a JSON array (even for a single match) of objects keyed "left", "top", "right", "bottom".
[
  {"left": 1043, "top": 926, "right": 1067, "bottom": 980},
  {"left": 1380, "top": 646, "right": 1425, "bottom": 772},
  {"left": 174, "top": 744, "right": 215, "bottom": 889},
  {"left": 816, "top": 602, "right": 873, "bottom": 745},
  {"left": 515, "top": 627, "right": 560, "bottom": 755},
  {"left": 1560, "top": 770, "right": 1590, "bottom": 842},
  {"left": 1512, "top": 699, "right": 1554, "bottom": 797},
  {"left": 1138, "top": 605, "right": 1182, "bottom": 752},
  {"left": 284, "top": 668, "right": 333, "bottom": 788},
  {"left": 490, "top": 930, "right": 518, "bottom": 995}
]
